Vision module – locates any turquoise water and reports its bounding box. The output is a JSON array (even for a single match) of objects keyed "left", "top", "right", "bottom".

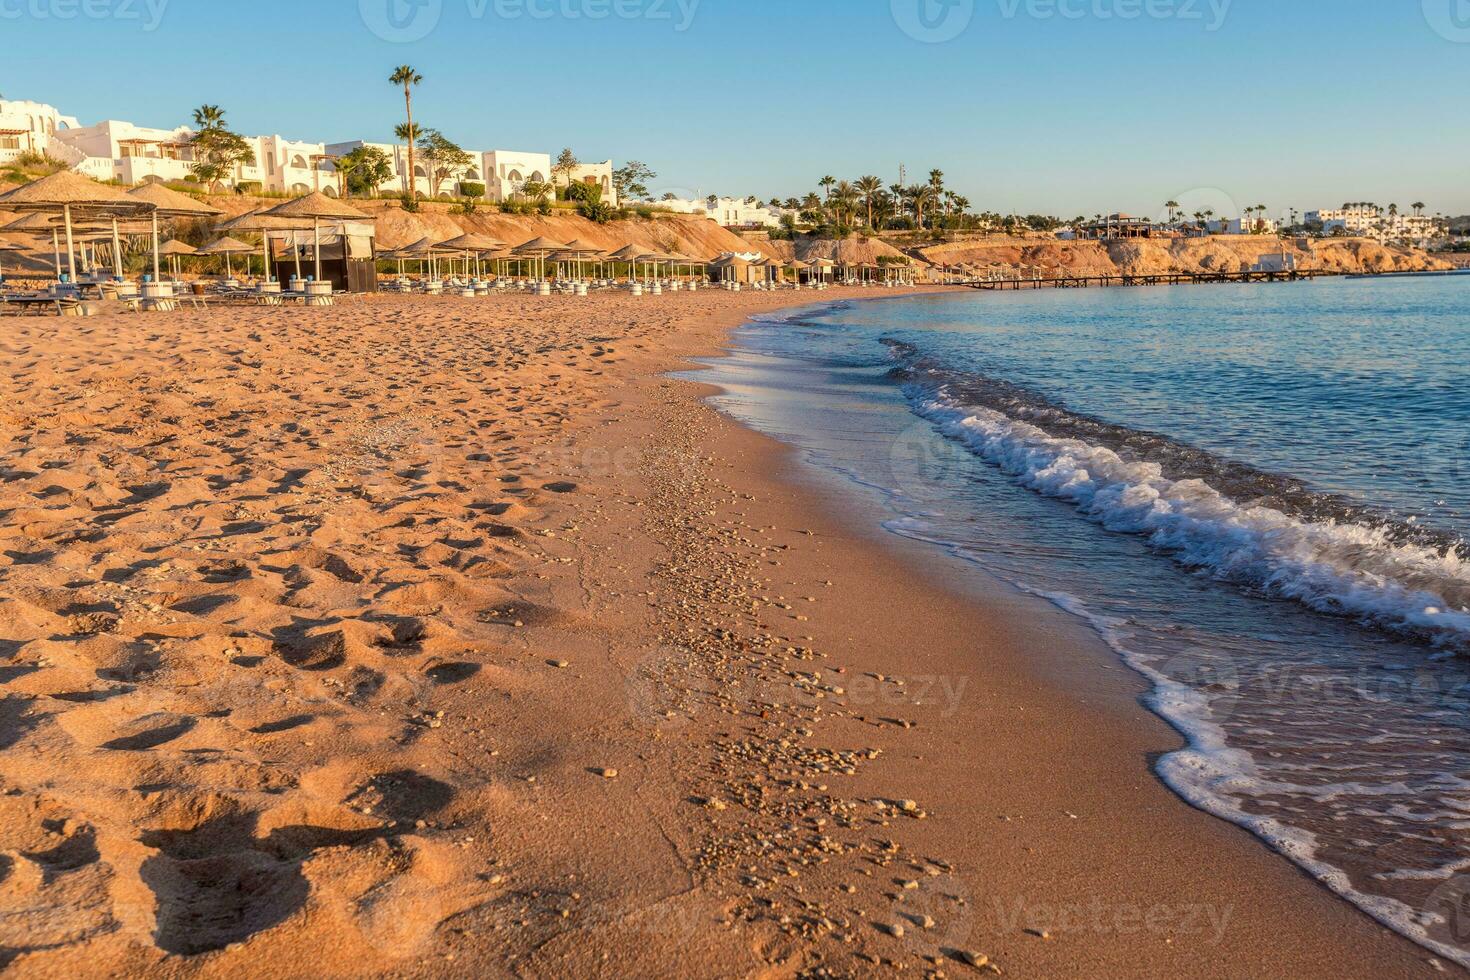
[{"left": 694, "top": 277, "right": 1470, "bottom": 964}]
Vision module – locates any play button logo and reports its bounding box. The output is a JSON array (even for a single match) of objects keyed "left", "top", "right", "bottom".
[{"left": 360, "top": 0, "right": 443, "bottom": 43}]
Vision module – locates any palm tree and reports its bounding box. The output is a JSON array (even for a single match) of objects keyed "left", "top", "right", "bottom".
[
  {"left": 819, "top": 175, "right": 836, "bottom": 200},
  {"left": 872, "top": 192, "right": 897, "bottom": 230},
  {"left": 857, "top": 175, "right": 883, "bottom": 228},
  {"left": 389, "top": 65, "right": 423, "bottom": 201},
  {"left": 832, "top": 181, "right": 859, "bottom": 228},
  {"left": 928, "top": 168, "right": 945, "bottom": 198},
  {"left": 1412, "top": 201, "right": 1426, "bottom": 217},
  {"left": 1164, "top": 200, "right": 1180, "bottom": 226},
  {"left": 910, "top": 184, "right": 934, "bottom": 229},
  {"left": 192, "top": 105, "right": 225, "bottom": 131}
]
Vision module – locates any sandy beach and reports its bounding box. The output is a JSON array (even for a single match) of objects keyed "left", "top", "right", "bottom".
[{"left": 0, "top": 288, "right": 1444, "bottom": 978}]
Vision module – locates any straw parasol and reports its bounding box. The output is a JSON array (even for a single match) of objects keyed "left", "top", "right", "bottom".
[
  {"left": 0, "top": 238, "right": 25, "bottom": 282},
  {"left": 0, "top": 170, "right": 152, "bottom": 281},
  {"left": 512, "top": 236, "right": 569, "bottom": 283},
  {"left": 3, "top": 213, "right": 66, "bottom": 276},
  {"left": 755, "top": 256, "right": 784, "bottom": 284},
  {"left": 558, "top": 239, "right": 600, "bottom": 282},
  {"left": 126, "top": 183, "right": 222, "bottom": 282},
  {"left": 157, "top": 238, "right": 197, "bottom": 278},
  {"left": 606, "top": 243, "right": 647, "bottom": 283},
  {"left": 221, "top": 206, "right": 315, "bottom": 284},
  {"left": 438, "top": 233, "right": 503, "bottom": 279},
  {"left": 394, "top": 236, "right": 448, "bottom": 279},
  {"left": 197, "top": 235, "right": 254, "bottom": 278},
  {"left": 261, "top": 192, "right": 372, "bottom": 283}
]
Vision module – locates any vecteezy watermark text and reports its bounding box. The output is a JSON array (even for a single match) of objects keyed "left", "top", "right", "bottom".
[
  {"left": 892, "top": 0, "right": 1230, "bottom": 42},
  {"left": 360, "top": 0, "right": 700, "bottom": 43},
  {"left": 0, "top": 0, "right": 168, "bottom": 31},
  {"left": 992, "top": 895, "right": 1234, "bottom": 944},
  {"left": 1423, "top": 0, "right": 1470, "bottom": 43},
  {"left": 997, "top": 0, "right": 1230, "bottom": 29}
]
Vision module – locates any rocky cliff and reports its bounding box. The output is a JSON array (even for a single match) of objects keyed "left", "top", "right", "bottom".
[{"left": 915, "top": 234, "right": 1452, "bottom": 277}]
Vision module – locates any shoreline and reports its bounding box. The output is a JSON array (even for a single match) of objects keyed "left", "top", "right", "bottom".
[
  {"left": 0, "top": 287, "right": 1442, "bottom": 977},
  {"left": 652, "top": 289, "right": 1445, "bottom": 975}
]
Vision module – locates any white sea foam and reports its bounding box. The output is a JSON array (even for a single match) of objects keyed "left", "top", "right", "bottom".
[
  {"left": 913, "top": 392, "right": 1470, "bottom": 651},
  {"left": 896, "top": 390, "right": 1470, "bottom": 964},
  {"left": 1009, "top": 583, "right": 1470, "bottom": 969}
]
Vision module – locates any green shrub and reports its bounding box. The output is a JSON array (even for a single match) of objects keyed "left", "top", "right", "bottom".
[
  {"left": 236, "top": 180, "right": 263, "bottom": 194},
  {"left": 578, "top": 200, "right": 615, "bottom": 224},
  {"left": 565, "top": 182, "right": 601, "bottom": 205},
  {"left": 459, "top": 181, "right": 485, "bottom": 199}
]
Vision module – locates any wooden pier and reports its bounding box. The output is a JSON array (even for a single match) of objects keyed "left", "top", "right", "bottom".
[{"left": 952, "top": 268, "right": 1338, "bottom": 291}]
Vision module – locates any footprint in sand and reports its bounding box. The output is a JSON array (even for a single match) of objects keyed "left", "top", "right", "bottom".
[{"left": 425, "top": 662, "right": 480, "bottom": 685}]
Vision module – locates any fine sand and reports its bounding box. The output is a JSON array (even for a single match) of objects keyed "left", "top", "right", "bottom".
[{"left": 0, "top": 288, "right": 1443, "bottom": 977}]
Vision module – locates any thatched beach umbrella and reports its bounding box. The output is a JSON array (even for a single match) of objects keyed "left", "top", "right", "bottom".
[
  {"left": 221, "top": 206, "right": 314, "bottom": 284},
  {"left": 395, "top": 236, "right": 449, "bottom": 279},
  {"left": 486, "top": 248, "right": 515, "bottom": 281},
  {"left": 158, "top": 238, "right": 197, "bottom": 279},
  {"left": 126, "top": 182, "right": 221, "bottom": 282},
  {"left": 0, "top": 238, "right": 25, "bottom": 282},
  {"left": 3, "top": 213, "right": 67, "bottom": 276},
  {"left": 605, "top": 243, "right": 646, "bottom": 284},
  {"left": 261, "top": 192, "right": 371, "bottom": 283},
  {"left": 438, "top": 233, "right": 503, "bottom": 279},
  {"left": 197, "top": 235, "right": 254, "bottom": 278},
  {"left": 0, "top": 170, "right": 150, "bottom": 282},
  {"left": 558, "top": 239, "right": 600, "bottom": 282},
  {"left": 756, "top": 256, "right": 784, "bottom": 284},
  {"left": 513, "top": 236, "right": 568, "bottom": 283}
]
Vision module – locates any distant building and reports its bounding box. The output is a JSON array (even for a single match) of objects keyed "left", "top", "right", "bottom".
[
  {"left": 1074, "top": 213, "right": 1154, "bottom": 240},
  {"left": 562, "top": 160, "right": 617, "bottom": 207},
  {"left": 4, "top": 95, "right": 605, "bottom": 207},
  {"left": 0, "top": 99, "right": 79, "bottom": 164},
  {"left": 482, "top": 150, "right": 550, "bottom": 202},
  {"left": 658, "top": 196, "right": 783, "bottom": 229},
  {"left": 49, "top": 117, "right": 198, "bottom": 184},
  {"left": 1206, "top": 216, "right": 1279, "bottom": 236},
  {"left": 1305, "top": 207, "right": 1442, "bottom": 247}
]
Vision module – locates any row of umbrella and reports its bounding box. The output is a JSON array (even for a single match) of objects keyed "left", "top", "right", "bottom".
[
  {"left": 0, "top": 171, "right": 371, "bottom": 286},
  {"left": 378, "top": 234, "right": 709, "bottom": 284}
]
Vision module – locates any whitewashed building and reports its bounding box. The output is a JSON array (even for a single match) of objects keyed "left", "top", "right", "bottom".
[
  {"left": 657, "top": 196, "right": 783, "bottom": 229},
  {"left": 1206, "top": 216, "right": 1280, "bottom": 235},
  {"left": 482, "top": 150, "right": 549, "bottom": 202},
  {"left": 3, "top": 95, "right": 614, "bottom": 207},
  {"left": 562, "top": 160, "right": 618, "bottom": 206},
  {"left": 0, "top": 99, "right": 80, "bottom": 165},
  {"left": 1305, "top": 207, "right": 1443, "bottom": 247}
]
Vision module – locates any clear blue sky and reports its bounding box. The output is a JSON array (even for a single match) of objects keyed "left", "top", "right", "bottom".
[{"left": 5, "top": 0, "right": 1467, "bottom": 219}]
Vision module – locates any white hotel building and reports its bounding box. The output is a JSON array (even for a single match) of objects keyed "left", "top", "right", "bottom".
[
  {"left": 1304, "top": 207, "right": 1443, "bottom": 247},
  {"left": 657, "top": 196, "right": 784, "bottom": 229},
  {"left": 1, "top": 97, "right": 614, "bottom": 205},
  {"left": 0, "top": 99, "right": 80, "bottom": 166}
]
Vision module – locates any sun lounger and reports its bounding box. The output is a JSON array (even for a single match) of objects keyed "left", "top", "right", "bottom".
[{"left": 0, "top": 293, "right": 88, "bottom": 316}]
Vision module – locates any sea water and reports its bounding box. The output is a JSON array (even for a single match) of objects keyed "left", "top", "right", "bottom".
[{"left": 692, "top": 277, "right": 1470, "bottom": 963}]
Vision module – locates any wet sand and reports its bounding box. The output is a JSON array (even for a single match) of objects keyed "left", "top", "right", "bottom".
[{"left": 0, "top": 288, "right": 1440, "bottom": 977}]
